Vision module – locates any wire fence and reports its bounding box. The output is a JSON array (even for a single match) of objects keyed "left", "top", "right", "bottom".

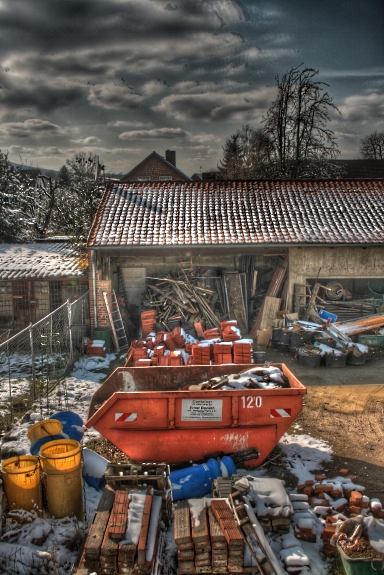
[{"left": 0, "top": 292, "right": 90, "bottom": 418}]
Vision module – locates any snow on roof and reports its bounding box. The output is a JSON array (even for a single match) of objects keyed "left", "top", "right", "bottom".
[
  {"left": 0, "top": 243, "right": 87, "bottom": 280},
  {"left": 88, "top": 179, "right": 384, "bottom": 248}
]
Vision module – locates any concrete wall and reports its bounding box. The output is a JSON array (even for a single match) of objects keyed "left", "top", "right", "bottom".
[
  {"left": 288, "top": 246, "right": 384, "bottom": 307},
  {"left": 110, "top": 254, "right": 239, "bottom": 290}
]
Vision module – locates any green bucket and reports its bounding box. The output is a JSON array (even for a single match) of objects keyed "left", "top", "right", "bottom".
[
  {"left": 357, "top": 334, "right": 384, "bottom": 348},
  {"left": 93, "top": 327, "right": 112, "bottom": 352},
  {"left": 367, "top": 280, "right": 384, "bottom": 300},
  {"left": 338, "top": 544, "right": 384, "bottom": 575}
]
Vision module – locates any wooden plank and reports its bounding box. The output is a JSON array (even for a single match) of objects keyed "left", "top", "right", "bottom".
[
  {"left": 259, "top": 297, "right": 281, "bottom": 330},
  {"left": 85, "top": 486, "right": 115, "bottom": 559},
  {"left": 223, "top": 272, "right": 248, "bottom": 334}
]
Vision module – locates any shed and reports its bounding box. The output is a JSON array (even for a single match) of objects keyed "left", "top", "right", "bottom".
[
  {"left": 87, "top": 179, "right": 384, "bottom": 334},
  {"left": 0, "top": 242, "right": 88, "bottom": 333}
]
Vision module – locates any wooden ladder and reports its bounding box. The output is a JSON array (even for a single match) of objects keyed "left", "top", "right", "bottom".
[{"left": 103, "top": 290, "right": 129, "bottom": 352}]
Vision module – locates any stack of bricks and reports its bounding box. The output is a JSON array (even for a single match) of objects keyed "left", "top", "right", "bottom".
[
  {"left": 174, "top": 501, "right": 195, "bottom": 574},
  {"left": 192, "top": 345, "right": 211, "bottom": 366},
  {"left": 81, "top": 489, "right": 163, "bottom": 575},
  {"left": 125, "top": 319, "right": 255, "bottom": 368},
  {"left": 192, "top": 506, "right": 211, "bottom": 573},
  {"left": 141, "top": 310, "right": 157, "bottom": 339},
  {"left": 210, "top": 500, "right": 244, "bottom": 573},
  {"left": 174, "top": 499, "right": 245, "bottom": 575},
  {"left": 213, "top": 342, "right": 233, "bottom": 365},
  {"left": 208, "top": 509, "right": 228, "bottom": 573},
  {"left": 86, "top": 339, "right": 106, "bottom": 357},
  {"left": 233, "top": 340, "right": 253, "bottom": 365}
]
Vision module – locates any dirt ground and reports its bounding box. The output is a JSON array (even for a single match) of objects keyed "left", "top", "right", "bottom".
[{"left": 264, "top": 346, "right": 384, "bottom": 500}]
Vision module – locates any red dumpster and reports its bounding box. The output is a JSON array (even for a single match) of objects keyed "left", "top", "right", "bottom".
[{"left": 85, "top": 364, "right": 306, "bottom": 466}]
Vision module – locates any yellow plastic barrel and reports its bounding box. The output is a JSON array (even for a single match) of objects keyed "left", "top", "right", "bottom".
[
  {"left": 1, "top": 456, "right": 42, "bottom": 514},
  {"left": 42, "top": 467, "right": 84, "bottom": 520},
  {"left": 39, "top": 439, "right": 81, "bottom": 473},
  {"left": 39, "top": 439, "right": 83, "bottom": 520},
  {"left": 27, "top": 419, "right": 63, "bottom": 444}
]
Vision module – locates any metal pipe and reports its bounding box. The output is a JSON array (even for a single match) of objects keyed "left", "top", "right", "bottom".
[{"left": 91, "top": 250, "right": 98, "bottom": 328}]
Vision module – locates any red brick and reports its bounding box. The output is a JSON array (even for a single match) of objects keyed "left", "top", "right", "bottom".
[
  {"left": 347, "top": 475, "right": 357, "bottom": 483},
  {"left": 350, "top": 491, "right": 363, "bottom": 505},
  {"left": 303, "top": 486, "right": 314, "bottom": 496},
  {"left": 321, "top": 526, "right": 336, "bottom": 542},
  {"left": 348, "top": 505, "right": 362, "bottom": 515}
]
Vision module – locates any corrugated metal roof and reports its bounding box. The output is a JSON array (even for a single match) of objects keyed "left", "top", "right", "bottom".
[
  {"left": 0, "top": 243, "right": 87, "bottom": 280},
  {"left": 88, "top": 180, "right": 384, "bottom": 248}
]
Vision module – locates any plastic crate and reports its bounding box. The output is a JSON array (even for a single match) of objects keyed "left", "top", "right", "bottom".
[{"left": 337, "top": 544, "right": 384, "bottom": 575}]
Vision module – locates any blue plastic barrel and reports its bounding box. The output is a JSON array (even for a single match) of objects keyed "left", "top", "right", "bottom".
[
  {"left": 170, "top": 456, "right": 236, "bottom": 501},
  {"left": 30, "top": 434, "right": 66, "bottom": 456},
  {"left": 50, "top": 411, "right": 84, "bottom": 442}
]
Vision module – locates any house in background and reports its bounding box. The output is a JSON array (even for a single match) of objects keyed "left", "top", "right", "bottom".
[
  {"left": 121, "top": 150, "right": 191, "bottom": 182},
  {"left": 0, "top": 242, "right": 88, "bottom": 334}
]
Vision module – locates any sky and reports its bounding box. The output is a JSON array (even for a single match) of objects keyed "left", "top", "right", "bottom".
[{"left": 0, "top": 0, "right": 383, "bottom": 177}]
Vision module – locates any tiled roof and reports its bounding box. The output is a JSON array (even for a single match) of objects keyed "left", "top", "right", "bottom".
[
  {"left": 88, "top": 180, "right": 384, "bottom": 248},
  {"left": 0, "top": 243, "right": 87, "bottom": 280}
]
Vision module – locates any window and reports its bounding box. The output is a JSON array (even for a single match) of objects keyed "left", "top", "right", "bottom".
[
  {"left": 137, "top": 176, "right": 150, "bottom": 181},
  {"left": 159, "top": 175, "right": 172, "bottom": 181}
]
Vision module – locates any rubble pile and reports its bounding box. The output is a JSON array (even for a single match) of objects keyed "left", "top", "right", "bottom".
[{"left": 126, "top": 320, "right": 256, "bottom": 367}]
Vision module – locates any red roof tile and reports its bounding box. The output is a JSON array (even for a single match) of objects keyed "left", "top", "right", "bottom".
[{"left": 87, "top": 180, "right": 384, "bottom": 247}]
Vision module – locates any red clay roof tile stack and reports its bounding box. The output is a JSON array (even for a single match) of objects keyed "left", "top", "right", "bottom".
[{"left": 88, "top": 180, "right": 384, "bottom": 247}]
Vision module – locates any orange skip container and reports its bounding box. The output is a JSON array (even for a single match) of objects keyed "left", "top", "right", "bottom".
[{"left": 85, "top": 364, "right": 306, "bottom": 466}]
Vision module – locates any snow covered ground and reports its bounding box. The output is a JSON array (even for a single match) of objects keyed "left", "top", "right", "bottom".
[{"left": 0, "top": 353, "right": 337, "bottom": 574}]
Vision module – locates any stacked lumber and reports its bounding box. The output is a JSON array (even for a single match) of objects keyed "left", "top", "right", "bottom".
[
  {"left": 125, "top": 322, "right": 254, "bottom": 367},
  {"left": 87, "top": 339, "right": 106, "bottom": 357},
  {"left": 174, "top": 500, "right": 247, "bottom": 575},
  {"left": 142, "top": 271, "right": 223, "bottom": 330}
]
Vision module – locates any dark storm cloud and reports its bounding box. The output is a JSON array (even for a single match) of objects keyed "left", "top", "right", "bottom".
[
  {"left": 154, "top": 85, "right": 276, "bottom": 122},
  {"left": 0, "top": 84, "right": 85, "bottom": 112},
  {"left": 0, "top": 0, "right": 382, "bottom": 172}
]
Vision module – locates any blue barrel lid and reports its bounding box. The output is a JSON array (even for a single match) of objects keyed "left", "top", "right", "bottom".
[
  {"left": 220, "top": 455, "right": 237, "bottom": 477},
  {"left": 30, "top": 434, "right": 66, "bottom": 456}
]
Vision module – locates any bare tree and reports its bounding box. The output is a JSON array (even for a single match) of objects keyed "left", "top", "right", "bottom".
[
  {"left": 218, "top": 125, "right": 273, "bottom": 179},
  {"left": 262, "top": 65, "right": 344, "bottom": 178},
  {"left": 359, "top": 131, "right": 384, "bottom": 159}
]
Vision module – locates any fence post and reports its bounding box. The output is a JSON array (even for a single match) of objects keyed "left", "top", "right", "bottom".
[
  {"left": 29, "top": 322, "right": 37, "bottom": 399},
  {"left": 68, "top": 300, "right": 74, "bottom": 363}
]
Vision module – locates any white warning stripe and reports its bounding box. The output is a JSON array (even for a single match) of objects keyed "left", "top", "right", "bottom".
[
  {"left": 115, "top": 412, "right": 138, "bottom": 422},
  {"left": 270, "top": 408, "right": 291, "bottom": 418}
]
